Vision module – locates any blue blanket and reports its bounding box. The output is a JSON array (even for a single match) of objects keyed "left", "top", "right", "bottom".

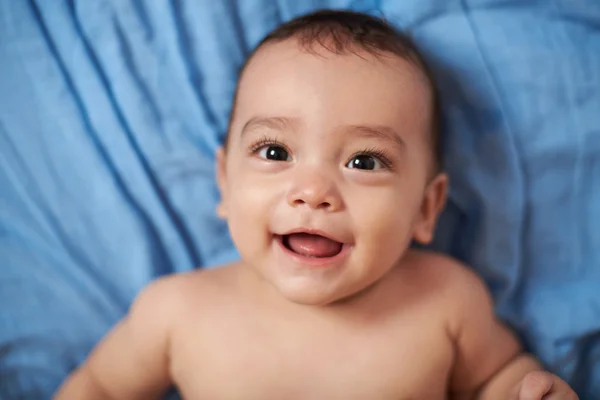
[{"left": 1, "top": 1, "right": 599, "bottom": 398}]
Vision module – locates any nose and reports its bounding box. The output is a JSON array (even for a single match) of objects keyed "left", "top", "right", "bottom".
[{"left": 286, "top": 169, "right": 343, "bottom": 212}]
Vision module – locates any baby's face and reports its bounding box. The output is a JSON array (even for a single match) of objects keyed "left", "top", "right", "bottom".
[{"left": 218, "top": 40, "right": 446, "bottom": 305}]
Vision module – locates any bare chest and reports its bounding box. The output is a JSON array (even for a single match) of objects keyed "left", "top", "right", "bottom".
[{"left": 170, "top": 313, "right": 454, "bottom": 400}]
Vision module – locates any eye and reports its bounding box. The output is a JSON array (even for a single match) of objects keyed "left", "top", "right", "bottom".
[
  {"left": 257, "top": 145, "right": 291, "bottom": 161},
  {"left": 346, "top": 154, "right": 384, "bottom": 170}
]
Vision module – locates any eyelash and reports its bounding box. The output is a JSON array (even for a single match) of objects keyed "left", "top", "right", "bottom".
[
  {"left": 248, "top": 136, "right": 394, "bottom": 170},
  {"left": 248, "top": 136, "right": 289, "bottom": 156},
  {"left": 350, "top": 147, "right": 394, "bottom": 170}
]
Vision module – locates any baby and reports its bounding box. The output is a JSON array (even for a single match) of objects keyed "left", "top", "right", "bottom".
[{"left": 55, "top": 10, "right": 577, "bottom": 400}]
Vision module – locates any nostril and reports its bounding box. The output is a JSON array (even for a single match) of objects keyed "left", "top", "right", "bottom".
[
  {"left": 291, "top": 198, "right": 333, "bottom": 209},
  {"left": 318, "top": 201, "right": 331, "bottom": 209}
]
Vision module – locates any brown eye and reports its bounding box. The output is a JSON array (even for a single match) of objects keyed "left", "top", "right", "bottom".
[
  {"left": 346, "top": 155, "right": 382, "bottom": 170},
  {"left": 258, "top": 145, "right": 290, "bottom": 161}
]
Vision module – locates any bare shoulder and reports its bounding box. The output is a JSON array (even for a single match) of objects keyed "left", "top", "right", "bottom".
[
  {"left": 129, "top": 263, "right": 244, "bottom": 329},
  {"left": 405, "top": 253, "right": 524, "bottom": 393},
  {"left": 400, "top": 250, "right": 496, "bottom": 331},
  {"left": 402, "top": 249, "right": 487, "bottom": 292}
]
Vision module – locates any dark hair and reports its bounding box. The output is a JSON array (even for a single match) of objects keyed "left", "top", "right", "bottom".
[{"left": 226, "top": 9, "right": 441, "bottom": 172}]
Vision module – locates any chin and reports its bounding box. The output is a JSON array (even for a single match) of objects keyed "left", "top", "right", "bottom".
[{"left": 273, "top": 279, "right": 350, "bottom": 307}]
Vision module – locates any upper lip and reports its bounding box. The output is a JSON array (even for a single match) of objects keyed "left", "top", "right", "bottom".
[{"left": 277, "top": 228, "right": 348, "bottom": 244}]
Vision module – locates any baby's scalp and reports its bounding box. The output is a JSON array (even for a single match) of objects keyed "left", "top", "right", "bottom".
[{"left": 224, "top": 9, "right": 442, "bottom": 174}]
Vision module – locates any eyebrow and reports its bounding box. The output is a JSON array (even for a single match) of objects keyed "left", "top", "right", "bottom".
[
  {"left": 345, "top": 124, "right": 405, "bottom": 150},
  {"left": 241, "top": 116, "right": 298, "bottom": 136},
  {"left": 240, "top": 116, "right": 405, "bottom": 150}
]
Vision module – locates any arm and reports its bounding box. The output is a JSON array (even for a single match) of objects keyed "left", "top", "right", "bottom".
[
  {"left": 456, "top": 349, "right": 578, "bottom": 400},
  {"left": 446, "top": 265, "right": 577, "bottom": 399},
  {"left": 446, "top": 265, "right": 523, "bottom": 399},
  {"left": 54, "top": 278, "right": 178, "bottom": 400}
]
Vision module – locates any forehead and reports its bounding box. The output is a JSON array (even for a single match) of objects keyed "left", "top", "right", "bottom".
[{"left": 233, "top": 39, "right": 431, "bottom": 139}]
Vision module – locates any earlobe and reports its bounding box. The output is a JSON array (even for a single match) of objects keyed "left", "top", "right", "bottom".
[
  {"left": 216, "top": 203, "right": 228, "bottom": 219},
  {"left": 216, "top": 148, "right": 228, "bottom": 219},
  {"left": 413, "top": 173, "right": 448, "bottom": 244}
]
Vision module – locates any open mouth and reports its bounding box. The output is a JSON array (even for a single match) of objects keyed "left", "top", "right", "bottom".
[{"left": 279, "top": 232, "right": 344, "bottom": 259}]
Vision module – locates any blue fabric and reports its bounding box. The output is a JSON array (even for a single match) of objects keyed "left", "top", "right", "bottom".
[{"left": 0, "top": 0, "right": 598, "bottom": 398}]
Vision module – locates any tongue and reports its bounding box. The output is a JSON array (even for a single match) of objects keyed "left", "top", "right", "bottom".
[{"left": 286, "top": 233, "right": 343, "bottom": 258}]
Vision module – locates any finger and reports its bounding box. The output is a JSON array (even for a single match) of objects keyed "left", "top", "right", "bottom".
[
  {"left": 542, "top": 393, "right": 579, "bottom": 400},
  {"left": 539, "top": 378, "right": 579, "bottom": 400},
  {"left": 519, "top": 371, "right": 553, "bottom": 399},
  {"left": 540, "top": 374, "right": 579, "bottom": 400},
  {"left": 508, "top": 380, "right": 522, "bottom": 400}
]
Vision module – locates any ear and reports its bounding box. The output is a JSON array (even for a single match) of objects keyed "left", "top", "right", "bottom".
[
  {"left": 215, "top": 147, "right": 228, "bottom": 219},
  {"left": 412, "top": 173, "right": 448, "bottom": 245}
]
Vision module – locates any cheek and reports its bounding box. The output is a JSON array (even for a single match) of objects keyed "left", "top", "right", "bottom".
[
  {"left": 224, "top": 171, "right": 280, "bottom": 254},
  {"left": 349, "top": 186, "right": 420, "bottom": 248},
  {"left": 227, "top": 179, "right": 264, "bottom": 224}
]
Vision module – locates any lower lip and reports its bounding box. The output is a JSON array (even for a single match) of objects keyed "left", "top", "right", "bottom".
[{"left": 274, "top": 235, "right": 352, "bottom": 268}]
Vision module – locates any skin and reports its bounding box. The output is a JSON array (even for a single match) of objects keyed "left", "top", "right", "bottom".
[{"left": 54, "top": 39, "right": 578, "bottom": 400}]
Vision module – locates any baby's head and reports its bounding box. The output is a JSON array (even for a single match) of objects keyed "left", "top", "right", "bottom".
[{"left": 217, "top": 9, "right": 448, "bottom": 306}]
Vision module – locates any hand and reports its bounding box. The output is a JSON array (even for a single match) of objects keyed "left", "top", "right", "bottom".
[{"left": 512, "top": 371, "right": 579, "bottom": 400}]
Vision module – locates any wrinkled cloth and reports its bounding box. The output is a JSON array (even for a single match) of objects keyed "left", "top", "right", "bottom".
[{"left": 1, "top": 0, "right": 599, "bottom": 398}]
